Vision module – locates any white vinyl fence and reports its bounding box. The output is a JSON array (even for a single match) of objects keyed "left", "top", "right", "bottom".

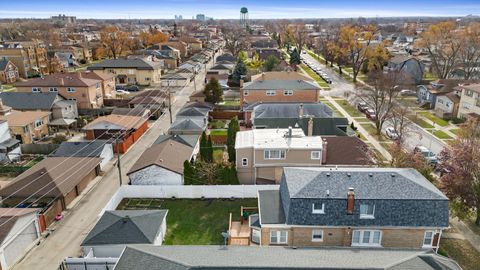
[{"left": 100, "top": 185, "right": 279, "bottom": 216}]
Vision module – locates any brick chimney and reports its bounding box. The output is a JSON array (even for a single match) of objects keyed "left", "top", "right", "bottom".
[
  {"left": 299, "top": 103, "right": 304, "bottom": 118},
  {"left": 59, "top": 78, "right": 64, "bottom": 86},
  {"left": 346, "top": 188, "right": 355, "bottom": 215},
  {"left": 322, "top": 139, "right": 328, "bottom": 164},
  {"left": 307, "top": 117, "right": 313, "bottom": 136},
  {"left": 78, "top": 72, "right": 82, "bottom": 78},
  {"left": 239, "top": 79, "right": 244, "bottom": 88}
]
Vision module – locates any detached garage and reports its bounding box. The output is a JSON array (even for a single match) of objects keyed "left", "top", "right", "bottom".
[{"left": 0, "top": 208, "right": 41, "bottom": 270}]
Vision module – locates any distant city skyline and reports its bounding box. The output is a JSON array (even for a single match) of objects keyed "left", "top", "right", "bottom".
[{"left": 1, "top": 0, "right": 480, "bottom": 19}]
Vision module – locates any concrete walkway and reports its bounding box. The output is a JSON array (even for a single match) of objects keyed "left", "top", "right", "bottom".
[
  {"left": 324, "top": 96, "right": 392, "bottom": 161},
  {"left": 449, "top": 217, "right": 480, "bottom": 253}
]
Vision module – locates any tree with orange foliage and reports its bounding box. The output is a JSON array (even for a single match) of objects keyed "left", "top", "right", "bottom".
[
  {"left": 138, "top": 31, "right": 168, "bottom": 48},
  {"left": 99, "top": 26, "right": 130, "bottom": 59}
]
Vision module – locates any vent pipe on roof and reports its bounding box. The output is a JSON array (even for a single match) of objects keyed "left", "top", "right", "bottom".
[{"left": 287, "top": 126, "right": 292, "bottom": 138}]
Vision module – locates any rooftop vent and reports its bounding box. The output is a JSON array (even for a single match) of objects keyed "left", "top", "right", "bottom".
[{"left": 369, "top": 173, "right": 373, "bottom": 177}]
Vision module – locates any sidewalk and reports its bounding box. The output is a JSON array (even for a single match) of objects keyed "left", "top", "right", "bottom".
[
  {"left": 325, "top": 96, "right": 392, "bottom": 162},
  {"left": 449, "top": 217, "right": 480, "bottom": 253}
]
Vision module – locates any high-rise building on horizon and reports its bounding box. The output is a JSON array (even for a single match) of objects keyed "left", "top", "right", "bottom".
[{"left": 196, "top": 14, "right": 206, "bottom": 21}]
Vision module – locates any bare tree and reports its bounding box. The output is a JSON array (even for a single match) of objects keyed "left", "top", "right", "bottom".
[
  {"left": 222, "top": 27, "right": 248, "bottom": 57},
  {"left": 457, "top": 22, "right": 480, "bottom": 79},
  {"left": 389, "top": 105, "right": 412, "bottom": 143},
  {"left": 358, "top": 71, "right": 406, "bottom": 135}
]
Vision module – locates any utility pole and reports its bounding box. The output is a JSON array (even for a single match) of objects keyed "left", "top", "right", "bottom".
[
  {"left": 115, "top": 134, "right": 123, "bottom": 186},
  {"left": 167, "top": 81, "right": 173, "bottom": 124},
  {"left": 193, "top": 70, "right": 197, "bottom": 92}
]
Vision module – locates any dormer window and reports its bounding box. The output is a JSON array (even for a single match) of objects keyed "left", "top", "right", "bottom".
[
  {"left": 312, "top": 203, "right": 325, "bottom": 214},
  {"left": 360, "top": 204, "right": 375, "bottom": 219}
]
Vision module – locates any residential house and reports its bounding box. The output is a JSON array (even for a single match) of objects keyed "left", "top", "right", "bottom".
[
  {"left": 0, "top": 103, "right": 51, "bottom": 144},
  {"left": 0, "top": 157, "right": 101, "bottom": 226},
  {"left": 87, "top": 59, "right": 161, "bottom": 86},
  {"left": 209, "top": 62, "right": 234, "bottom": 75},
  {"left": 161, "top": 73, "right": 189, "bottom": 87},
  {"left": 0, "top": 120, "right": 21, "bottom": 162},
  {"left": 180, "top": 37, "right": 203, "bottom": 53},
  {"left": 128, "top": 90, "right": 170, "bottom": 119},
  {"left": 168, "top": 105, "right": 210, "bottom": 135},
  {"left": 235, "top": 128, "right": 371, "bottom": 184},
  {"left": 0, "top": 58, "right": 19, "bottom": 84},
  {"left": 82, "top": 114, "right": 148, "bottom": 153},
  {"left": 51, "top": 141, "right": 114, "bottom": 170},
  {"left": 456, "top": 83, "right": 480, "bottom": 118},
  {"left": 80, "top": 210, "right": 167, "bottom": 258},
  {"left": 248, "top": 103, "right": 348, "bottom": 135},
  {"left": 178, "top": 61, "right": 203, "bottom": 73},
  {"left": 15, "top": 73, "right": 105, "bottom": 109},
  {"left": 80, "top": 71, "right": 116, "bottom": 99},
  {"left": 0, "top": 208, "right": 42, "bottom": 270},
  {"left": 387, "top": 55, "right": 424, "bottom": 84},
  {"left": 0, "top": 41, "right": 49, "bottom": 78},
  {"left": 113, "top": 245, "right": 461, "bottom": 270},
  {"left": 157, "top": 41, "right": 188, "bottom": 59},
  {"left": 153, "top": 134, "right": 200, "bottom": 155},
  {"left": 434, "top": 92, "right": 460, "bottom": 120},
  {"left": 252, "top": 167, "right": 448, "bottom": 250},
  {"left": 0, "top": 92, "right": 78, "bottom": 130},
  {"left": 127, "top": 139, "right": 194, "bottom": 185},
  {"left": 417, "top": 79, "right": 479, "bottom": 109},
  {"left": 216, "top": 53, "right": 235, "bottom": 63}
]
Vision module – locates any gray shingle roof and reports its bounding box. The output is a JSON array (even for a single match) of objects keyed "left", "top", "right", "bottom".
[
  {"left": 114, "top": 245, "right": 460, "bottom": 270},
  {"left": 51, "top": 141, "right": 111, "bottom": 158},
  {"left": 283, "top": 167, "right": 447, "bottom": 200},
  {"left": 0, "top": 92, "right": 58, "bottom": 110},
  {"left": 81, "top": 210, "right": 167, "bottom": 246},
  {"left": 87, "top": 59, "right": 159, "bottom": 70},
  {"left": 259, "top": 190, "right": 285, "bottom": 224},
  {"left": 169, "top": 118, "right": 206, "bottom": 132},
  {"left": 176, "top": 107, "right": 210, "bottom": 117},
  {"left": 243, "top": 80, "right": 320, "bottom": 91},
  {"left": 153, "top": 134, "right": 199, "bottom": 148}
]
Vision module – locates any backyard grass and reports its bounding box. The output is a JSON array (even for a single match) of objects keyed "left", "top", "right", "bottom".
[
  {"left": 438, "top": 238, "right": 480, "bottom": 270},
  {"left": 213, "top": 147, "right": 225, "bottom": 162},
  {"left": 335, "top": 99, "right": 364, "bottom": 117},
  {"left": 299, "top": 64, "right": 330, "bottom": 90},
  {"left": 221, "top": 100, "right": 240, "bottom": 106},
  {"left": 209, "top": 129, "right": 227, "bottom": 136},
  {"left": 432, "top": 130, "right": 453, "bottom": 140},
  {"left": 418, "top": 112, "right": 449, "bottom": 127},
  {"left": 208, "top": 120, "right": 226, "bottom": 129},
  {"left": 117, "top": 198, "right": 258, "bottom": 245}
]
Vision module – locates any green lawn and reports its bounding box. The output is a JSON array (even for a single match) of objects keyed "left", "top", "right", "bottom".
[
  {"left": 306, "top": 51, "right": 326, "bottom": 64},
  {"left": 418, "top": 112, "right": 449, "bottom": 127},
  {"left": 354, "top": 117, "right": 371, "bottom": 123},
  {"left": 117, "top": 198, "right": 258, "bottom": 245},
  {"left": 213, "top": 147, "right": 225, "bottom": 162},
  {"left": 433, "top": 130, "right": 453, "bottom": 140},
  {"left": 360, "top": 123, "right": 387, "bottom": 141},
  {"left": 438, "top": 238, "right": 480, "bottom": 270},
  {"left": 222, "top": 100, "right": 240, "bottom": 106},
  {"left": 320, "top": 100, "right": 344, "bottom": 117},
  {"left": 396, "top": 97, "right": 420, "bottom": 109},
  {"left": 208, "top": 120, "right": 226, "bottom": 129},
  {"left": 409, "top": 115, "right": 435, "bottom": 129},
  {"left": 299, "top": 64, "right": 330, "bottom": 90},
  {"left": 209, "top": 129, "right": 227, "bottom": 136},
  {"left": 335, "top": 99, "right": 364, "bottom": 117}
]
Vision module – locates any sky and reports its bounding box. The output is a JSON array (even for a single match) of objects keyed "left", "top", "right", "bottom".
[{"left": 1, "top": 0, "right": 480, "bottom": 19}]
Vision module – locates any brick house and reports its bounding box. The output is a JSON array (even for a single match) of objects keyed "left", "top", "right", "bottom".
[
  {"left": 250, "top": 167, "right": 448, "bottom": 250},
  {"left": 82, "top": 114, "right": 148, "bottom": 153},
  {"left": 0, "top": 41, "right": 49, "bottom": 78},
  {"left": 88, "top": 59, "right": 161, "bottom": 86},
  {"left": 0, "top": 103, "right": 51, "bottom": 144},
  {"left": 241, "top": 72, "right": 320, "bottom": 106},
  {"left": 0, "top": 58, "right": 19, "bottom": 84},
  {"left": 456, "top": 83, "right": 480, "bottom": 118}
]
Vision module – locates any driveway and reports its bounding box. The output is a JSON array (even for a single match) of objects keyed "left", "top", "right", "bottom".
[{"left": 11, "top": 54, "right": 217, "bottom": 270}]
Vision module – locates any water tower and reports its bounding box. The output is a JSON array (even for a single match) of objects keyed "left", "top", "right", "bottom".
[{"left": 240, "top": 7, "right": 249, "bottom": 28}]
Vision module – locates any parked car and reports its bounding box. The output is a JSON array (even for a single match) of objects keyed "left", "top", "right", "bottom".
[
  {"left": 115, "top": 89, "right": 129, "bottom": 95},
  {"left": 385, "top": 127, "right": 400, "bottom": 140},
  {"left": 357, "top": 102, "right": 369, "bottom": 113},
  {"left": 365, "top": 109, "right": 377, "bottom": 120},
  {"left": 400, "top": 89, "right": 417, "bottom": 96},
  {"left": 324, "top": 77, "right": 332, "bottom": 84},
  {"left": 115, "top": 85, "right": 125, "bottom": 91},
  {"left": 126, "top": 85, "right": 140, "bottom": 92},
  {"left": 414, "top": 146, "right": 438, "bottom": 166}
]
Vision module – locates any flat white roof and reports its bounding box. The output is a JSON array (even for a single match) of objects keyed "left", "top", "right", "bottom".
[{"left": 235, "top": 128, "right": 324, "bottom": 150}]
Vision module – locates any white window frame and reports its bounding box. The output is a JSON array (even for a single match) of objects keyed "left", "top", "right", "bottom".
[
  {"left": 264, "top": 149, "right": 286, "bottom": 160},
  {"left": 312, "top": 230, "right": 324, "bottom": 242},
  {"left": 352, "top": 230, "right": 382, "bottom": 247},
  {"left": 360, "top": 204, "right": 375, "bottom": 219},
  {"left": 243, "top": 90, "right": 249, "bottom": 96},
  {"left": 32, "top": 87, "right": 41, "bottom": 93},
  {"left": 67, "top": 87, "right": 76, "bottom": 92},
  {"left": 284, "top": 90, "right": 293, "bottom": 96},
  {"left": 422, "top": 231, "right": 434, "bottom": 248},
  {"left": 241, "top": 158, "right": 248, "bottom": 166},
  {"left": 49, "top": 87, "right": 58, "bottom": 92},
  {"left": 270, "top": 230, "right": 288, "bottom": 245},
  {"left": 311, "top": 151, "right": 321, "bottom": 160},
  {"left": 312, "top": 203, "right": 325, "bottom": 214},
  {"left": 266, "top": 90, "right": 276, "bottom": 96}
]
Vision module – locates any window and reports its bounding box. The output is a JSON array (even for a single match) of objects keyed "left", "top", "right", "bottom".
[
  {"left": 67, "top": 87, "right": 76, "bottom": 92},
  {"left": 270, "top": 230, "right": 288, "bottom": 244},
  {"left": 312, "top": 203, "right": 325, "bottom": 214},
  {"left": 243, "top": 90, "right": 249, "bottom": 96},
  {"left": 465, "top": 90, "right": 474, "bottom": 97},
  {"left": 352, "top": 230, "right": 382, "bottom": 246},
  {"left": 49, "top": 87, "right": 58, "bottom": 92},
  {"left": 68, "top": 98, "right": 77, "bottom": 102},
  {"left": 266, "top": 90, "right": 276, "bottom": 96},
  {"left": 242, "top": 158, "right": 248, "bottom": 166},
  {"left": 423, "top": 231, "right": 434, "bottom": 247},
  {"left": 311, "top": 151, "right": 321, "bottom": 160},
  {"left": 145, "top": 77, "right": 151, "bottom": 81},
  {"left": 312, "top": 230, "right": 323, "bottom": 242},
  {"left": 34, "top": 119, "right": 43, "bottom": 128},
  {"left": 264, "top": 149, "right": 286, "bottom": 160},
  {"left": 32, "top": 87, "right": 41, "bottom": 92},
  {"left": 360, "top": 204, "right": 375, "bottom": 219},
  {"left": 284, "top": 90, "right": 293, "bottom": 96}
]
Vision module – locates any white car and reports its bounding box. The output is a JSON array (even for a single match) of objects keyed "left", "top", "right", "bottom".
[
  {"left": 115, "top": 90, "right": 129, "bottom": 95},
  {"left": 385, "top": 127, "right": 400, "bottom": 140}
]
